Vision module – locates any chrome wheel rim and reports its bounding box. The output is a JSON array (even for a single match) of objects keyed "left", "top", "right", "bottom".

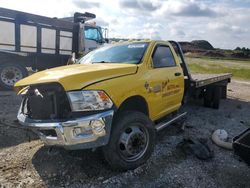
[
  {"left": 118, "top": 124, "right": 149, "bottom": 162},
  {"left": 1, "top": 66, "right": 23, "bottom": 86}
]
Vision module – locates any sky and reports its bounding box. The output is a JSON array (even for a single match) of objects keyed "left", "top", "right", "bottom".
[{"left": 0, "top": 0, "right": 249, "bottom": 49}]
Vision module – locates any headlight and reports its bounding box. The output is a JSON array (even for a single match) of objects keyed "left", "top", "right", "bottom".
[{"left": 67, "top": 90, "right": 113, "bottom": 111}]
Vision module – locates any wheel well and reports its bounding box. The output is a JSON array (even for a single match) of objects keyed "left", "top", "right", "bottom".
[{"left": 117, "top": 96, "right": 149, "bottom": 116}]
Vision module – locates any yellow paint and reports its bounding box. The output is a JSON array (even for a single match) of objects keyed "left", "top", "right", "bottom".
[
  {"left": 14, "top": 40, "right": 184, "bottom": 121},
  {"left": 15, "top": 63, "right": 138, "bottom": 91}
]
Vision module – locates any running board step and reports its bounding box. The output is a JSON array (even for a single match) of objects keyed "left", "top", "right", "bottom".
[{"left": 155, "top": 112, "right": 187, "bottom": 132}]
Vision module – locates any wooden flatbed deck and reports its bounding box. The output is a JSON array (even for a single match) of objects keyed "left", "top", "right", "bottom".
[{"left": 190, "top": 73, "right": 232, "bottom": 88}]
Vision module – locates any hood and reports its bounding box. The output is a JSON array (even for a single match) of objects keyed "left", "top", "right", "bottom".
[{"left": 15, "top": 63, "right": 138, "bottom": 91}]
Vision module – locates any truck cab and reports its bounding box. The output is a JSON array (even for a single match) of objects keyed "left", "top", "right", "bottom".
[
  {"left": 14, "top": 40, "right": 231, "bottom": 170},
  {"left": 84, "top": 25, "right": 107, "bottom": 53}
]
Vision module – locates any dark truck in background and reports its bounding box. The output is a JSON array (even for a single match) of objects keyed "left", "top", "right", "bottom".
[{"left": 0, "top": 7, "right": 108, "bottom": 89}]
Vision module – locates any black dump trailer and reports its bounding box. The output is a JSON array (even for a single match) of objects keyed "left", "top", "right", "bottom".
[{"left": 0, "top": 7, "right": 106, "bottom": 89}]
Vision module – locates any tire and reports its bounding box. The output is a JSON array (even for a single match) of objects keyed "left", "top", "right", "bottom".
[
  {"left": 102, "top": 111, "right": 156, "bottom": 170},
  {"left": 212, "top": 86, "right": 221, "bottom": 109},
  {"left": 0, "top": 63, "right": 28, "bottom": 90}
]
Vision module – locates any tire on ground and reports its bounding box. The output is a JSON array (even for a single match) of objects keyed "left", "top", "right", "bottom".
[
  {"left": 0, "top": 63, "right": 28, "bottom": 90},
  {"left": 102, "top": 111, "right": 156, "bottom": 170}
]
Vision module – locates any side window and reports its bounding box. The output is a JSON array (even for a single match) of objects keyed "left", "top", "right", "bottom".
[
  {"left": 84, "top": 27, "right": 102, "bottom": 42},
  {"left": 152, "top": 46, "right": 176, "bottom": 68}
]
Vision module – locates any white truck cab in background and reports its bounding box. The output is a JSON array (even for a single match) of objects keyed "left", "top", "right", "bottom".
[{"left": 0, "top": 7, "right": 108, "bottom": 89}]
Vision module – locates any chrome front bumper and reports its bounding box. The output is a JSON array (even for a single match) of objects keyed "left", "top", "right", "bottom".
[{"left": 17, "top": 110, "right": 114, "bottom": 150}]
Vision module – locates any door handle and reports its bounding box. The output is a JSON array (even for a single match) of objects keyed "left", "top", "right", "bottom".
[{"left": 175, "top": 72, "right": 182, "bottom": 76}]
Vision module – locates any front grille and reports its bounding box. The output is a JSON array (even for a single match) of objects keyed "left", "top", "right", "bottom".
[{"left": 22, "top": 83, "right": 71, "bottom": 120}]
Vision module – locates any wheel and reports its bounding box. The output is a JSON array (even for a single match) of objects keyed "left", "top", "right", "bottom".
[
  {"left": 103, "top": 111, "right": 156, "bottom": 170},
  {"left": 0, "top": 63, "right": 28, "bottom": 90},
  {"left": 204, "top": 87, "right": 213, "bottom": 107},
  {"left": 212, "top": 86, "right": 221, "bottom": 109}
]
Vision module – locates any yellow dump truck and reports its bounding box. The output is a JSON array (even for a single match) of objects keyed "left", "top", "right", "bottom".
[{"left": 14, "top": 40, "right": 231, "bottom": 170}]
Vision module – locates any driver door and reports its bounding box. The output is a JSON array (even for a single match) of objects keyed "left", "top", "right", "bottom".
[{"left": 147, "top": 44, "right": 184, "bottom": 119}]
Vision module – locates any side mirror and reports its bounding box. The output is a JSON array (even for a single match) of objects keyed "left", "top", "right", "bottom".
[{"left": 67, "top": 52, "right": 76, "bottom": 65}]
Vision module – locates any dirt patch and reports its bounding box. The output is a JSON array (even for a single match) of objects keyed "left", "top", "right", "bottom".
[
  {"left": 202, "top": 51, "right": 225, "bottom": 58},
  {"left": 0, "top": 80, "right": 250, "bottom": 187}
]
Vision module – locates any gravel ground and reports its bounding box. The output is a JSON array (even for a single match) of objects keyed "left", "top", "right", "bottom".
[{"left": 0, "top": 80, "right": 250, "bottom": 188}]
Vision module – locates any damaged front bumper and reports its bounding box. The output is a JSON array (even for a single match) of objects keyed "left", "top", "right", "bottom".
[{"left": 17, "top": 110, "right": 114, "bottom": 150}]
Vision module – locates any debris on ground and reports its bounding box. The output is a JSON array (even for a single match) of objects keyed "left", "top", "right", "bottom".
[
  {"left": 233, "top": 128, "right": 250, "bottom": 166},
  {"left": 212, "top": 129, "right": 233, "bottom": 150},
  {"left": 177, "top": 138, "right": 214, "bottom": 160}
]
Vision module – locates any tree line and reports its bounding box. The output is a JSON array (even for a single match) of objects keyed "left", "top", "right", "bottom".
[{"left": 235, "top": 47, "right": 250, "bottom": 55}]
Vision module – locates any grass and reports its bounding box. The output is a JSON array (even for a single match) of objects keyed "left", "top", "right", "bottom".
[
  {"left": 185, "top": 51, "right": 250, "bottom": 62},
  {"left": 198, "top": 57, "right": 250, "bottom": 63},
  {"left": 186, "top": 54, "right": 250, "bottom": 62},
  {"left": 186, "top": 57, "right": 250, "bottom": 80},
  {"left": 186, "top": 57, "right": 250, "bottom": 66}
]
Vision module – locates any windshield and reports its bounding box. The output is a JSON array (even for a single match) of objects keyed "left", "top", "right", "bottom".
[
  {"left": 79, "top": 42, "right": 149, "bottom": 64},
  {"left": 84, "top": 26, "right": 102, "bottom": 42}
]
